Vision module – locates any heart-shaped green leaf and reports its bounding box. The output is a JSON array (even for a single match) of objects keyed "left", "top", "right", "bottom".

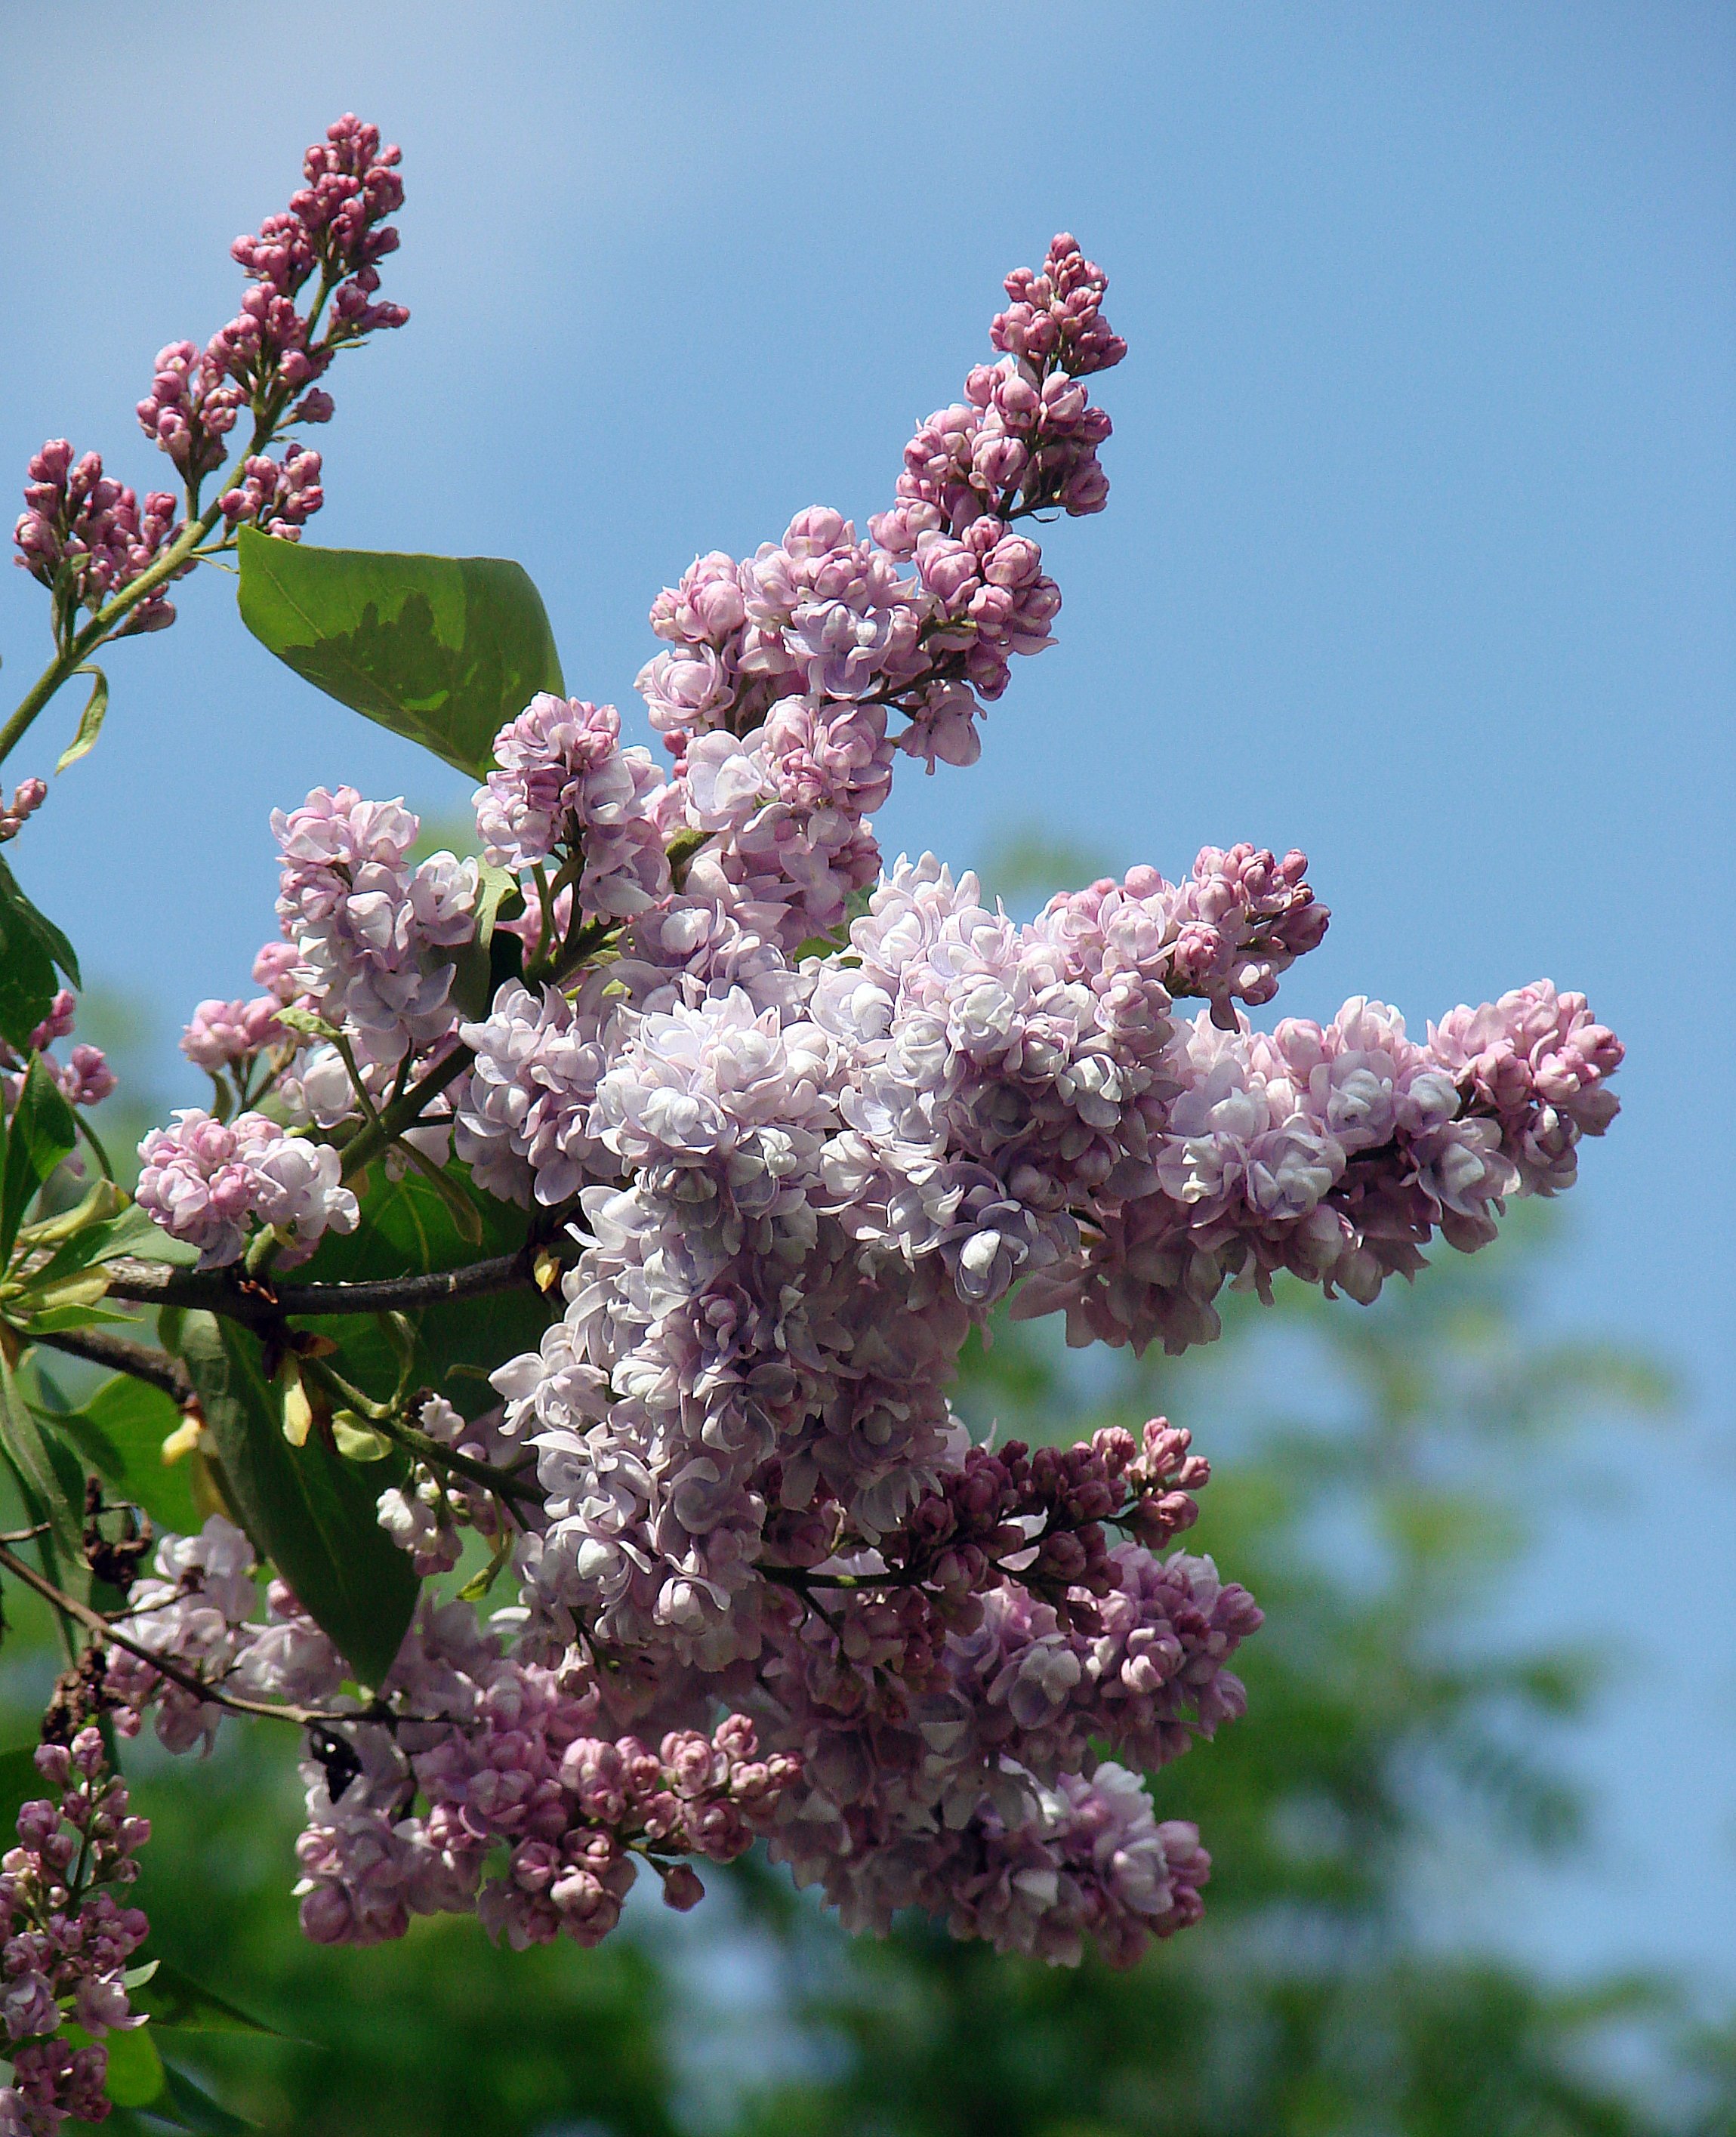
[
  {"left": 46, "top": 1374, "right": 205, "bottom": 1539},
  {"left": 236, "top": 529, "right": 564, "bottom": 777},
  {"left": 167, "top": 1313, "right": 417, "bottom": 1687}
]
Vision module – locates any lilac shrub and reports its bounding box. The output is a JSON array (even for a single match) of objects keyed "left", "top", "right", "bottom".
[{"left": 0, "top": 135, "right": 1622, "bottom": 2088}]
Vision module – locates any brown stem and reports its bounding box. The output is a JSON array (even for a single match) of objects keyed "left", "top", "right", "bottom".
[
  {"left": 29, "top": 1326, "right": 192, "bottom": 1405},
  {"left": 0, "top": 1540, "right": 350, "bottom": 1730},
  {"left": 101, "top": 1249, "right": 535, "bottom": 1325}
]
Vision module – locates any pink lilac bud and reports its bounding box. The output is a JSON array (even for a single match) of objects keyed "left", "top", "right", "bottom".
[
  {"left": 26, "top": 989, "right": 75, "bottom": 1051},
  {"left": 2, "top": 991, "right": 116, "bottom": 1113},
  {"left": 12, "top": 439, "right": 183, "bottom": 631},
  {"left": 660, "top": 1863, "right": 705, "bottom": 1910},
  {"left": 219, "top": 445, "right": 324, "bottom": 538},
  {"left": 0, "top": 779, "right": 47, "bottom": 843},
  {"left": 992, "top": 233, "right": 1127, "bottom": 375},
  {"left": 180, "top": 995, "right": 291, "bottom": 1072},
  {"left": 252, "top": 939, "right": 303, "bottom": 1002},
  {"left": 136, "top": 341, "right": 245, "bottom": 483}
]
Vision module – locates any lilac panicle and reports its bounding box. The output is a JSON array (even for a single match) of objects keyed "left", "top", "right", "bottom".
[
  {"left": 13, "top": 114, "right": 407, "bottom": 644},
  {"left": 0, "top": 1731, "right": 150, "bottom": 2135},
  {"left": 119, "top": 224, "right": 1623, "bottom": 1978}
]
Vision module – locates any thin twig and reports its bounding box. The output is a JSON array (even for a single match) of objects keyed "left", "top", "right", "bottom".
[
  {"left": 101, "top": 1250, "right": 535, "bottom": 1324},
  {"left": 0, "top": 1540, "right": 346, "bottom": 1729},
  {"left": 29, "top": 1325, "right": 193, "bottom": 1403}
]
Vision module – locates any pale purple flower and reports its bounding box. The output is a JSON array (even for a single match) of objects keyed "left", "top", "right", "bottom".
[
  {"left": 135, "top": 1108, "right": 358, "bottom": 1268},
  {"left": 475, "top": 695, "right": 669, "bottom": 915}
]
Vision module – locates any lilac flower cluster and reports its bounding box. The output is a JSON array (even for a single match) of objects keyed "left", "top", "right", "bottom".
[
  {"left": 180, "top": 997, "right": 288, "bottom": 1075},
  {"left": 121, "top": 228, "right": 1624, "bottom": 1971},
  {"left": 0, "top": 992, "right": 116, "bottom": 1118},
  {"left": 475, "top": 695, "right": 668, "bottom": 915},
  {"left": 293, "top": 1643, "right": 800, "bottom": 1951},
  {"left": 136, "top": 114, "right": 406, "bottom": 538},
  {"left": 0, "top": 1733, "right": 150, "bottom": 2137},
  {"left": 106, "top": 1528, "right": 800, "bottom": 1954},
  {"left": 620, "top": 237, "right": 1124, "bottom": 946},
  {"left": 12, "top": 443, "right": 181, "bottom": 635},
  {"left": 1015, "top": 979, "right": 1622, "bottom": 1356},
  {"left": 375, "top": 1395, "right": 521, "bottom": 1577},
  {"left": 11, "top": 116, "right": 405, "bottom": 662},
  {"left": 134, "top": 1109, "right": 357, "bottom": 1269},
  {"left": 273, "top": 787, "right": 479, "bottom": 1075}
]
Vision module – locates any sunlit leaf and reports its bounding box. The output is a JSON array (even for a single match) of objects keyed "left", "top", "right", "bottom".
[
  {"left": 46, "top": 1374, "right": 205, "bottom": 1539},
  {"left": 236, "top": 529, "right": 564, "bottom": 777},
  {"left": 98, "top": 2018, "right": 167, "bottom": 2108}
]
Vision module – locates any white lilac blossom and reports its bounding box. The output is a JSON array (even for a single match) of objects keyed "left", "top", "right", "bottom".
[
  {"left": 271, "top": 786, "right": 479, "bottom": 1075},
  {"left": 473, "top": 695, "right": 669, "bottom": 914},
  {"left": 375, "top": 1395, "right": 525, "bottom": 1577},
  {"left": 114, "top": 227, "right": 1625, "bottom": 1979}
]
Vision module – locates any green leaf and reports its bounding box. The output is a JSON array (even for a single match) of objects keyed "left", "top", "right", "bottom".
[
  {"left": 131, "top": 1960, "right": 280, "bottom": 2038},
  {"left": 273, "top": 1004, "right": 340, "bottom": 1044},
  {"left": 2, "top": 1053, "right": 80, "bottom": 1265},
  {"left": 17, "top": 1301, "right": 140, "bottom": 1333},
  {"left": 24, "top": 1200, "right": 199, "bottom": 1287},
  {"left": 55, "top": 665, "right": 109, "bottom": 772},
  {"left": 0, "top": 852, "right": 80, "bottom": 1049},
  {"left": 450, "top": 859, "right": 526, "bottom": 1020},
  {"left": 13, "top": 1175, "right": 125, "bottom": 1253},
  {"left": 236, "top": 529, "right": 564, "bottom": 777},
  {"left": 254, "top": 1154, "right": 535, "bottom": 1487},
  {"left": 48, "top": 1374, "right": 204, "bottom": 1539},
  {"left": 165, "top": 1312, "right": 416, "bottom": 1686},
  {"left": 0, "top": 1743, "right": 49, "bottom": 1849},
  {"left": 146, "top": 2059, "right": 257, "bottom": 2133},
  {"left": 664, "top": 825, "right": 711, "bottom": 892},
  {"left": 289, "top": 1164, "right": 550, "bottom": 1415},
  {"left": 100, "top": 2019, "right": 167, "bottom": 2108},
  {"left": 0, "top": 1349, "right": 83, "bottom": 1561}
]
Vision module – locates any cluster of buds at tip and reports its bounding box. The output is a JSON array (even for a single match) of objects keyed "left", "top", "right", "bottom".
[
  {"left": 0, "top": 1731, "right": 150, "bottom": 2136},
  {"left": 0, "top": 782, "right": 46, "bottom": 844}
]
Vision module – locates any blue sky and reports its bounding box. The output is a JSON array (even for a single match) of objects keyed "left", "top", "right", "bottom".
[{"left": 2, "top": 3, "right": 1731, "bottom": 1992}]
